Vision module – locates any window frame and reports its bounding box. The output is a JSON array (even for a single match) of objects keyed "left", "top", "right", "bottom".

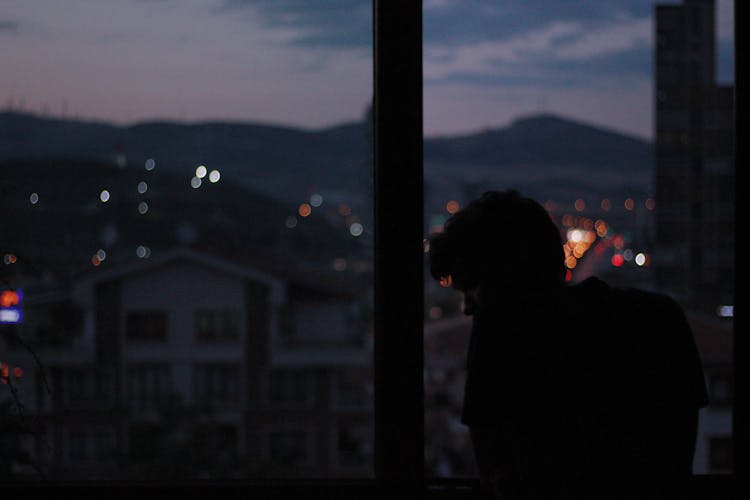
[{"left": 0, "top": 0, "right": 742, "bottom": 496}]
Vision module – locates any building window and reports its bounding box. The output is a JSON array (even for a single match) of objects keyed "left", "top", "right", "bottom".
[
  {"left": 69, "top": 431, "right": 88, "bottom": 462},
  {"left": 67, "top": 366, "right": 113, "bottom": 403},
  {"left": 333, "top": 369, "right": 371, "bottom": 410},
  {"left": 268, "top": 430, "right": 309, "bottom": 466},
  {"left": 337, "top": 423, "right": 372, "bottom": 468},
  {"left": 709, "top": 436, "right": 732, "bottom": 471},
  {"left": 128, "top": 363, "right": 173, "bottom": 407},
  {"left": 708, "top": 373, "right": 732, "bottom": 407},
  {"left": 193, "top": 364, "right": 239, "bottom": 407},
  {"left": 126, "top": 311, "right": 167, "bottom": 341},
  {"left": 266, "top": 369, "right": 312, "bottom": 405},
  {"left": 196, "top": 309, "right": 239, "bottom": 342},
  {"left": 69, "top": 429, "right": 114, "bottom": 462}
]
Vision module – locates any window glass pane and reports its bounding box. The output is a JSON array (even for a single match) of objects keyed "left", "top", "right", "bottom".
[
  {"left": 423, "top": 0, "right": 734, "bottom": 478},
  {"left": 0, "top": 0, "right": 373, "bottom": 479}
]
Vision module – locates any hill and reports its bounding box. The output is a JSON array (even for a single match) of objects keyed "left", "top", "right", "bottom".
[{"left": 0, "top": 111, "right": 653, "bottom": 212}]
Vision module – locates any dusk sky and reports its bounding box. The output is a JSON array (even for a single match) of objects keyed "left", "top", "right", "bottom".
[{"left": 0, "top": 0, "right": 734, "bottom": 140}]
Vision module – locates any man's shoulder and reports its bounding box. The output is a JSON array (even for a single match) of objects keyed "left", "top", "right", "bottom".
[{"left": 576, "top": 276, "right": 682, "bottom": 314}]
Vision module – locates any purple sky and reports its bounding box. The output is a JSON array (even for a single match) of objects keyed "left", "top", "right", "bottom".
[{"left": 0, "top": 0, "right": 734, "bottom": 139}]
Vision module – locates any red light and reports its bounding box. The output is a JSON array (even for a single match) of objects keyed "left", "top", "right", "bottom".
[
  {"left": 439, "top": 275, "right": 452, "bottom": 288},
  {"left": 611, "top": 254, "right": 625, "bottom": 267},
  {"left": 0, "top": 291, "right": 19, "bottom": 308},
  {"left": 13, "top": 367, "right": 23, "bottom": 378},
  {"left": 565, "top": 270, "right": 572, "bottom": 282}
]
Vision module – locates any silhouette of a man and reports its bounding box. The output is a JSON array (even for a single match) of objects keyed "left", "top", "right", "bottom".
[{"left": 428, "top": 190, "right": 708, "bottom": 500}]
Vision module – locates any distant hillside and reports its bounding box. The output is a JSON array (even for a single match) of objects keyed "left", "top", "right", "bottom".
[
  {"left": 0, "top": 157, "right": 368, "bottom": 284},
  {"left": 425, "top": 114, "right": 651, "bottom": 169},
  {"left": 423, "top": 114, "right": 653, "bottom": 209},
  {"left": 0, "top": 111, "right": 653, "bottom": 210},
  {"left": 0, "top": 112, "right": 371, "bottom": 209}
]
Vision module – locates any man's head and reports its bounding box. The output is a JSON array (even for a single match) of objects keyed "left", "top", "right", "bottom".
[{"left": 428, "top": 190, "right": 565, "bottom": 296}]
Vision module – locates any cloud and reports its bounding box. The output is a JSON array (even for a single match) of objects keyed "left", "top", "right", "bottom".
[
  {"left": 0, "top": 20, "right": 20, "bottom": 35},
  {"left": 222, "top": 0, "right": 371, "bottom": 49},
  {"left": 425, "top": 15, "right": 652, "bottom": 88}
]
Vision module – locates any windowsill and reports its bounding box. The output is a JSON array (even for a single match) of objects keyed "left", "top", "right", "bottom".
[{"left": 0, "top": 474, "right": 737, "bottom": 499}]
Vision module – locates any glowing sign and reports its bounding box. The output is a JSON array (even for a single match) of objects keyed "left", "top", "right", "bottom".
[{"left": 0, "top": 289, "right": 23, "bottom": 324}]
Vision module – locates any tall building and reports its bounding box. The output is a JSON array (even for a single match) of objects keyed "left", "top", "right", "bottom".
[{"left": 654, "top": 0, "right": 734, "bottom": 313}]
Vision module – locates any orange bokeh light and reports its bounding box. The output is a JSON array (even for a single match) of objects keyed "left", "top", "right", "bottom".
[
  {"left": 0, "top": 291, "right": 20, "bottom": 308},
  {"left": 298, "top": 203, "right": 312, "bottom": 217},
  {"left": 439, "top": 275, "right": 453, "bottom": 288}
]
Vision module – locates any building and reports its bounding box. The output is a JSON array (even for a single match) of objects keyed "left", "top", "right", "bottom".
[
  {"left": 654, "top": 0, "right": 734, "bottom": 475},
  {"left": 1, "top": 248, "right": 373, "bottom": 478},
  {"left": 654, "top": 0, "right": 734, "bottom": 312}
]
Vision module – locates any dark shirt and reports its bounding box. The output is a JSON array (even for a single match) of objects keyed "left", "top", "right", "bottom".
[{"left": 462, "top": 276, "right": 708, "bottom": 486}]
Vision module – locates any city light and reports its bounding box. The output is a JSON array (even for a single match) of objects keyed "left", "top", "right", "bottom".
[
  {"left": 574, "top": 199, "right": 585, "bottom": 212},
  {"left": 624, "top": 198, "right": 635, "bottom": 211},
  {"left": 601, "top": 199, "right": 611, "bottom": 211},
  {"left": 209, "top": 170, "right": 220, "bottom": 183},
  {"left": 349, "top": 222, "right": 364, "bottom": 237},
  {"left": 717, "top": 305, "right": 734, "bottom": 318},
  {"left": 635, "top": 253, "right": 646, "bottom": 266},
  {"left": 138, "top": 202, "right": 149, "bottom": 214},
  {"left": 96, "top": 249, "right": 107, "bottom": 261},
  {"left": 338, "top": 203, "right": 351, "bottom": 216},
  {"left": 310, "top": 193, "right": 323, "bottom": 207},
  {"left": 611, "top": 254, "right": 624, "bottom": 267},
  {"left": 0, "top": 290, "right": 22, "bottom": 308},
  {"left": 100, "top": 190, "right": 110, "bottom": 202},
  {"left": 196, "top": 165, "right": 207, "bottom": 178},
  {"left": 30, "top": 192, "right": 39, "bottom": 204},
  {"left": 0, "top": 308, "right": 22, "bottom": 324},
  {"left": 285, "top": 216, "right": 298, "bottom": 228},
  {"left": 137, "top": 181, "right": 148, "bottom": 194},
  {"left": 136, "top": 246, "right": 151, "bottom": 258},
  {"left": 446, "top": 200, "right": 460, "bottom": 214},
  {"left": 298, "top": 203, "right": 312, "bottom": 217},
  {"left": 191, "top": 176, "right": 202, "bottom": 189},
  {"left": 439, "top": 275, "right": 452, "bottom": 288},
  {"left": 645, "top": 198, "right": 656, "bottom": 210},
  {"left": 145, "top": 158, "right": 156, "bottom": 171}
]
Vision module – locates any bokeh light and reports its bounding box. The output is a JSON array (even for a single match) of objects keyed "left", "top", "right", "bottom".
[
  {"left": 298, "top": 203, "right": 312, "bottom": 217},
  {"left": 100, "top": 190, "right": 110, "bottom": 202}
]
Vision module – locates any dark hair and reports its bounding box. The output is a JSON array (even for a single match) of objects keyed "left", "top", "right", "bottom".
[{"left": 428, "top": 190, "right": 565, "bottom": 291}]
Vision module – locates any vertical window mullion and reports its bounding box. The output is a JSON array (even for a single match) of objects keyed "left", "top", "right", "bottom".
[{"left": 373, "top": 0, "right": 424, "bottom": 489}]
